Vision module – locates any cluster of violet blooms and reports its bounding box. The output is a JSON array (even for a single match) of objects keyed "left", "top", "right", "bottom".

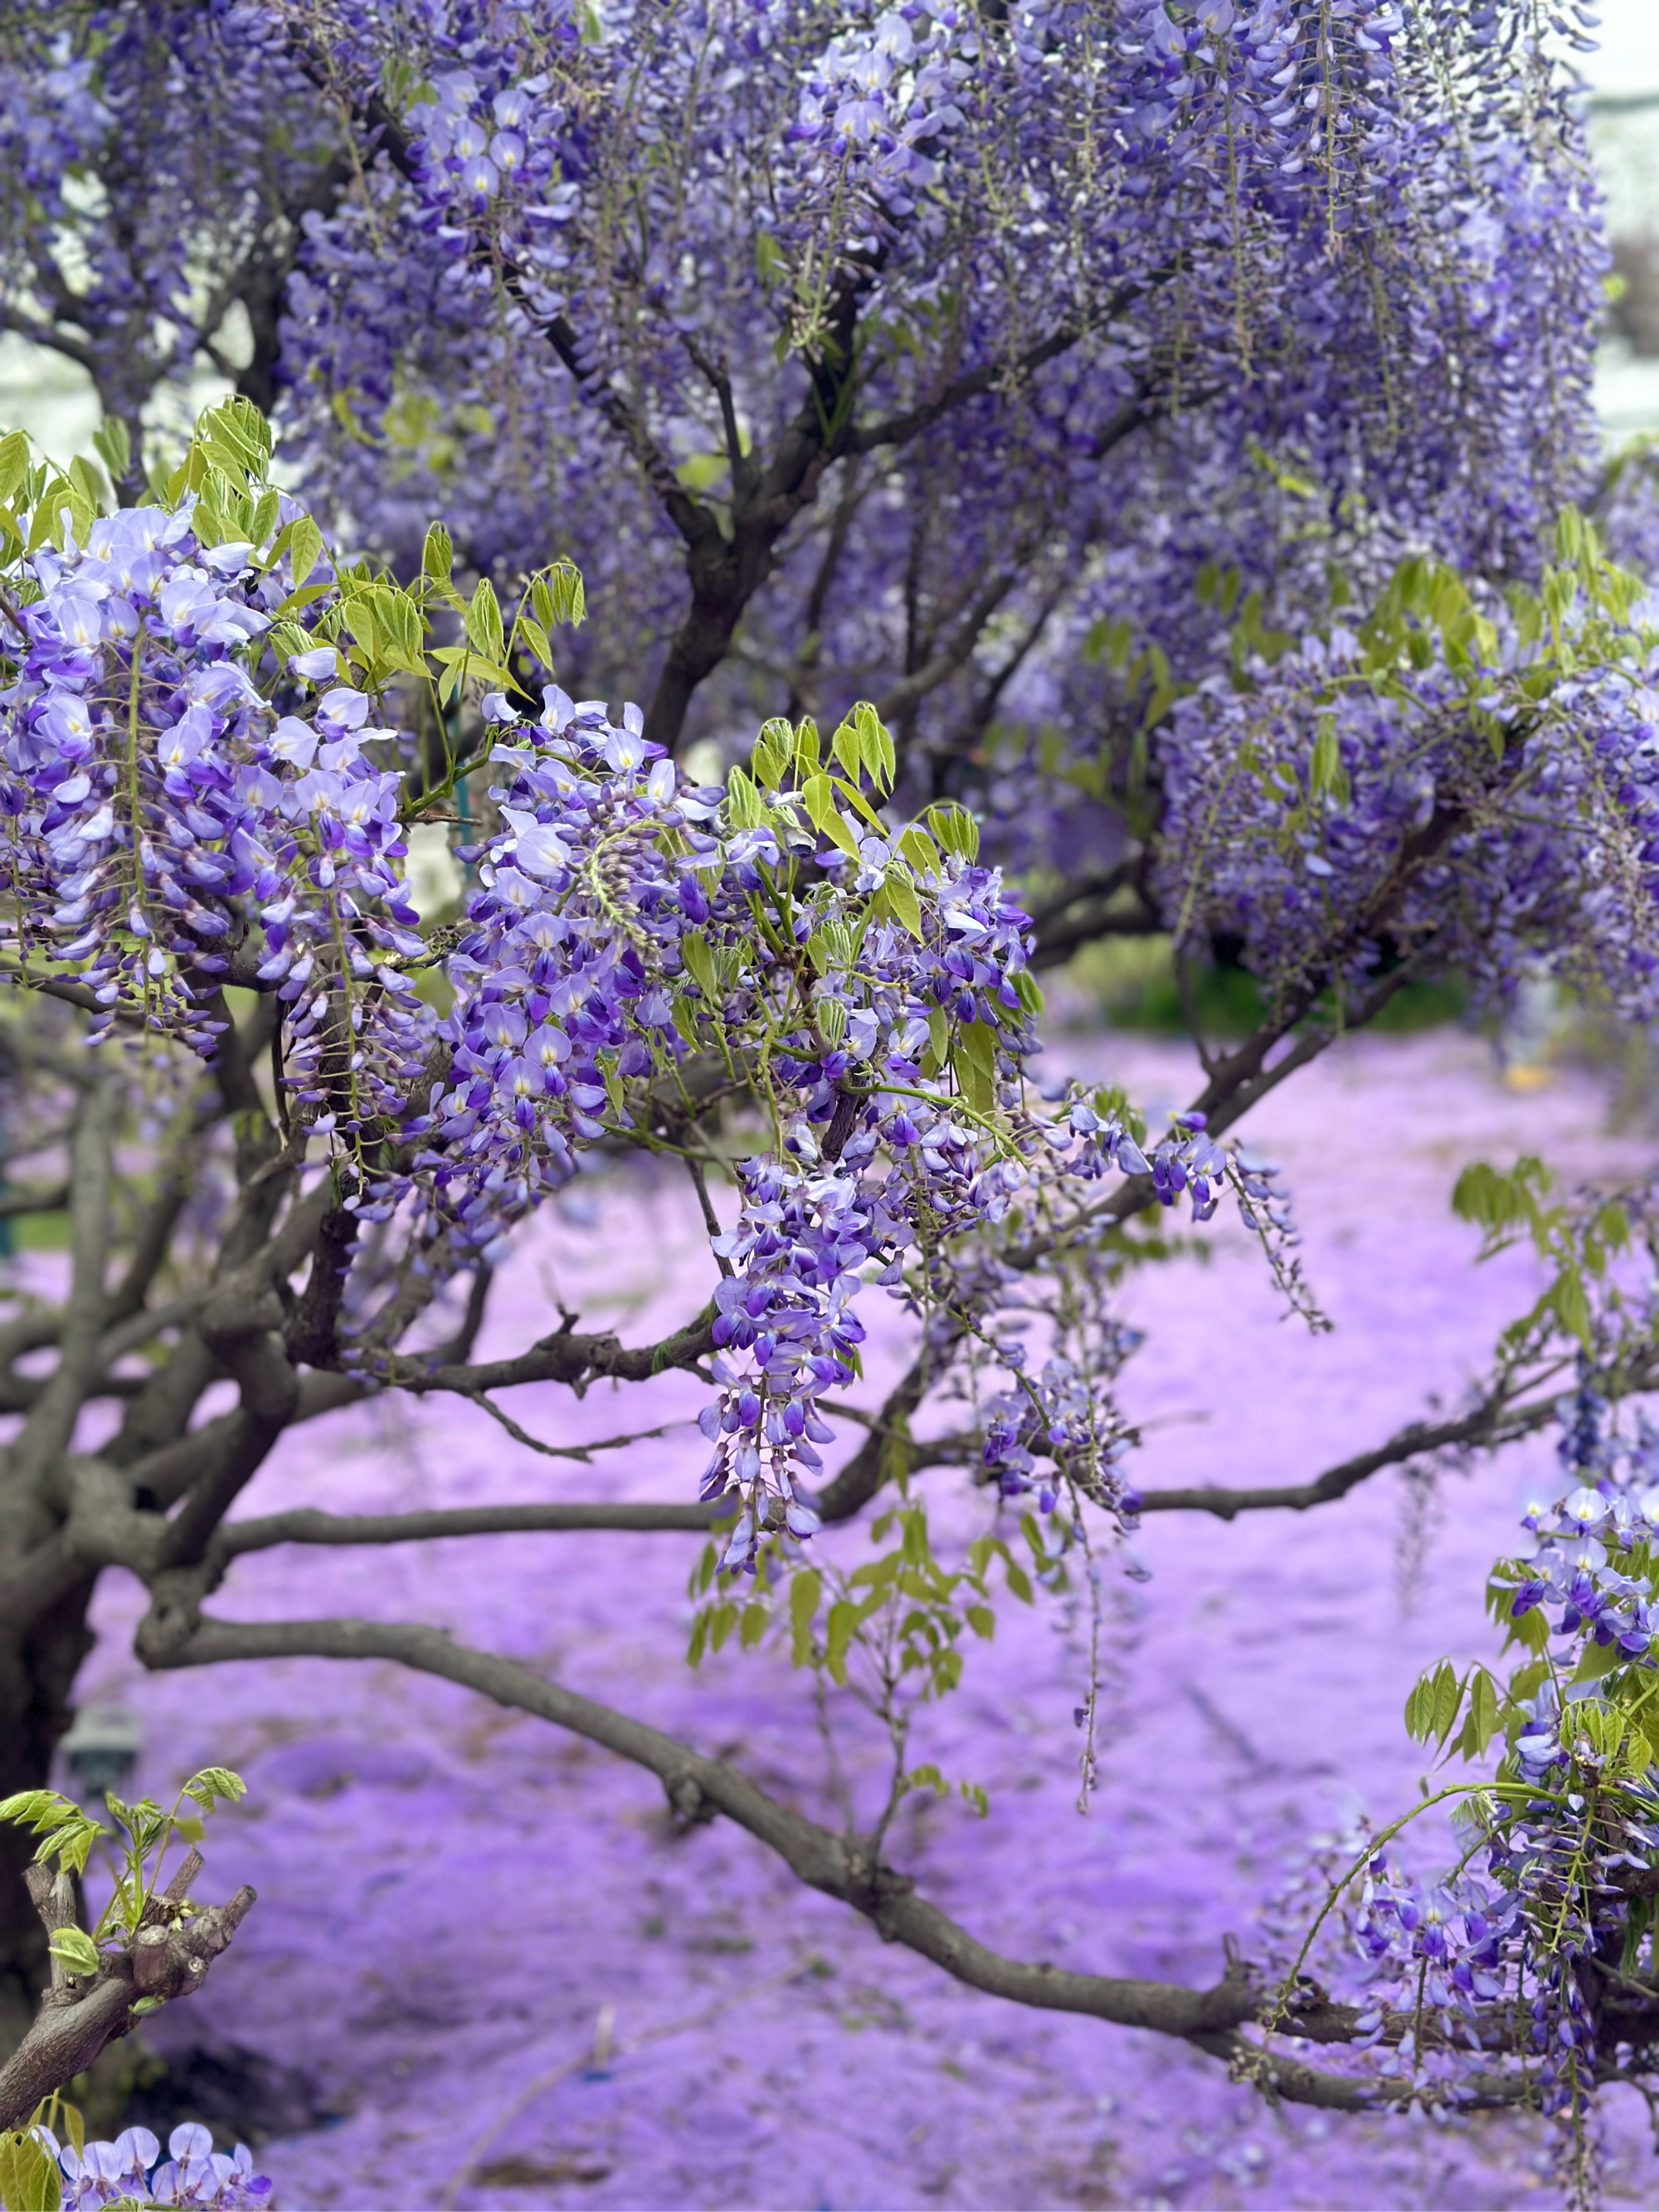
[
  {"left": 31, "top": 2123, "right": 270, "bottom": 2210},
  {"left": 0, "top": 479, "right": 1297, "bottom": 1568},
  {"left": 1158, "top": 610, "right": 1659, "bottom": 1027},
  {"left": 449, "top": 690, "right": 1255, "bottom": 1567},
  {"left": 253, "top": 0, "right": 1605, "bottom": 728},
  {"left": 0, "top": 502, "right": 430, "bottom": 1103},
  {"left": 1340, "top": 1378, "right": 1659, "bottom": 2113}
]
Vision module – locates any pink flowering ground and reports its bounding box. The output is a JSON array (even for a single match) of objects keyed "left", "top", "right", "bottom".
[{"left": 63, "top": 1027, "right": 1659, "bottom": 2210}]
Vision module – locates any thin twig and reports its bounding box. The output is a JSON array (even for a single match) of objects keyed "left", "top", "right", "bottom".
[{"left": 462, "top": 1391, "right": 697, "bottom": 1466}]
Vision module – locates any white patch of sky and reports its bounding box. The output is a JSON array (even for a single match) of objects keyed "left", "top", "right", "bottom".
[
  {"left": 1585, "top": 3, "right": 1659, "bottom": 436},
  {"left": 1584, "top": 0, "right": 1659, "bottom": 95}
]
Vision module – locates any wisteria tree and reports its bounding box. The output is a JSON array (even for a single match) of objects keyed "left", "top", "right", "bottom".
[{"left": 6, "top": 0, "right": 1659, "bottom": 2199}]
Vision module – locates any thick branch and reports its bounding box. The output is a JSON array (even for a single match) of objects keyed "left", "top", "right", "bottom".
[
  {"left": 137, "top": 1611, "right": 1530, "bottom": 2114},
  {"left": 219, "top": 1500, "right": 726, "bottom": 1556},
  {"left": 144, "top": 1612, "right": 1253, "bottom": 2038},
  {"left": 4, "top": 1081, "right": 119, "bottom": 1495}
]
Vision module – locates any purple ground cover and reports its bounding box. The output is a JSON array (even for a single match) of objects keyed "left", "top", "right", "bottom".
[{"left": 62, "top": 1028, "right": 1659, "bottom": 2210}]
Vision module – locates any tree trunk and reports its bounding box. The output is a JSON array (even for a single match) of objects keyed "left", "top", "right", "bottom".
[{"left": 0, "top": 1574, "right": 97, "bottom": 2064}]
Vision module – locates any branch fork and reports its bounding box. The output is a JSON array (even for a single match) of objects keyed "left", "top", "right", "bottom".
[{"left": 0, "top": 1855, "right": 255, "bottom": 2129}]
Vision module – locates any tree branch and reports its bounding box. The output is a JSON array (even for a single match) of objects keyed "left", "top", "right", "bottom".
[
  {"left": 4, "top": 1080, "right": 119, "bottom": 1496},
  {"left": 133, "top": 1609, "right": 1531, "bottom": 2114},
  {"left": 0, "top": 1864, "right": 255, "bottom": 2130},
  {"left": 849, "top": 323, "right": 1087, "bottom": 455},
  {"left": 219, "top": 1500, "right": 726, "bottom": 1556},
  {"left": 394, "top": 1304, "right": 716, "bottom": 1400},
  {"left": 140, "top": 1612, "right": 1253, "bottom": 2034},
  {"left": 1134, "top": 1385, "right": 1586, "bottom": 1520}
]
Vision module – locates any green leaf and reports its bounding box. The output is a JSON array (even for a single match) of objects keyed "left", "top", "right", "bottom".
[
  {"left": 802, "top": 774, "right": 860, "bottom": 859},
  {"left": 1572, "top": 1636, "right": 1623, "bottom": 1685},
  {"left": 896, "top": 825, "right": 941, "bottom": 877},
  {"left": 181, "top": 1766, "right": 246, "bottom": 1812},
  {"left": 47, "top": 1927, "right": 100, "bottom": 1979},
  {"left": 676, "top": 450, "right": 727, "bottom": 492},
  {"left": 900, "top": 1763, "right": 947, "bottom": 1800},
  {"left": 421, "top": 521, "right": 454, "bottom": 581},
  {"left": 0, "top": 2127, "right": 61, "bottom": 2212},
  {"left": 545, "top": 557, "right": 585, "bottom": 627},
  {"left": 249, "top": 487, "right": 280, "bottom": 548},
  {"left": 825, "top": 1599, "right": 857, "bottom": 1686},
  {"left": 66, "top": 455, "right": 105, "bottom": 518},
  {"left": 831, "top": 716, "right": 861, "bottom": 786},
  {"left": 1457, "top": 1667, "right": 1501, "bottom": 1759},
  {"left": 789, "top": 1569, "right": 823, "bottom": 1666},
  {"left": 340, "top": 596, "right": 379, "bottom": 657},
  {"left": 739, "top": 1602, "right": 769, "bottom": 1650},
  {"left": 1309, "top": 714, "right": 1346, "bottom": 802},
  {"left": 751, "top": 722, "right": 788, "bottom": 790},
  {"left": 1404, "top": 1674, "right": 1433, "bottom": 1741},
  {"left": 681, "top": 932, "right": 719, "bottom": 996},
  {"left": 965, "top": 1604, "right": 995, "bottom": 1641},
  {"left": 1550, "top": 1267, "right": 1592, "bottom": 1349},
  {"left": 953, "top": 1019, "right": 997, "bottom": 1116},
  {"left": 1430, "top": 1660, "right": 1462, "bottom": 1746},
  {"left": 288, "top": 514, "right": 324, "bottom": 591},
  {"left": 724, "top": 766, "right": 767, "bottom": 831},
  {"left": 519, "top": 616, "right": 554, "bottom": 670},
  {"left": 0, "top": 1791, "right": 105, "bottom": 1877},
  {"left": 0, "top": 429, "right": 31, "bottom": 506},
  {"left": 467, "top": 577, "right": 504, "bottom": 663},
  {"left": 881, "top": 861, "right": 923, "bottom": 943},
  {"left": 91, "top": 418, "right": 130, "bottom": 486},
  {"left": 924, "top": 804, "right": 980, "bottom": 863},
  {"left": 852, "top": 702, "right": 895, "bottom": 795},
  {"left": 374, "top": 586, "right": 427, "bottom": 673}
]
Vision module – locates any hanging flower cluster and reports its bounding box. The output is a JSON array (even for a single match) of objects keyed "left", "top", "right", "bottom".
[
  {"left": 0, "top": 455, "right": 430, "bottom": 1101},
  {"left": 1330, "top": 1372, "right": 1659, "bottom": 2130},
  {"left": 1159, "top": 532, "right": 1659, "bottom": 1023}
]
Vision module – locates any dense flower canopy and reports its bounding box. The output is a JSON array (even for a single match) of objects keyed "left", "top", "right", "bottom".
[
  {"left": 1, "top": 0, "right": 1608, "bottom": 770},
  {"left": 2, "top": 406, "right": 1277, "bottom": 1562},
  {"left": 12, "top": 0, "right": 1659, "bottom": 2185}
]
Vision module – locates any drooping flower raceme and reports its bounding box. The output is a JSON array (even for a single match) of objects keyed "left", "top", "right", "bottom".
[{"left": 1335, "top": 1373, "right": 1659, "bottom": 2121}]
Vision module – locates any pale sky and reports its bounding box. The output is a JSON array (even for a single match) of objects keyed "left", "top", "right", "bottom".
[{"left": 1584, "top": 0, "right": 1659, "bottom": 95}]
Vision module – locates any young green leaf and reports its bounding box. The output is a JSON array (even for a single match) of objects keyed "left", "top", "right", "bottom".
[
  {"left": 467, "top": 577, "right": 504, "bottom": 663},
  {"left": 288, "top": 513, "right": 324, "bottom": 590},
  {"left": 421, "top": 520, "right": 454, "bottom": 582},
  {"left": 47, "top": 1927, "right": 101, "bottom": 1979},
  {"left": 0, "top": 428, "right": 31, "bottom": 507},
  {"left": 0, "top": 2127, "right": 61, "bottom": 2212},
  {"left": 881, "top": 861, "right": 923, "bottom": 942},
  {"left": 789, "top": 1568, "right": 823, "bottom": 1666}
]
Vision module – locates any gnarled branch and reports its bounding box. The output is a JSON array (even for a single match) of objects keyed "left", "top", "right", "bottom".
[{"left": 135, "top": 1608, "right": 1532, "bottom": 2114}]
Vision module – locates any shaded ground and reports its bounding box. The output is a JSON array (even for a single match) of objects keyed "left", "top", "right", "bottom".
[{"left": 61, "top": 1028, "right": 1659, "bottom": 2210}]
